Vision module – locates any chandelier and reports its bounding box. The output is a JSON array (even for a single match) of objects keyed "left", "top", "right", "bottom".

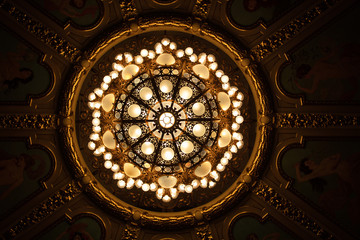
[{"left": 86, "top": 37, "right": 245, "bottom": 202}]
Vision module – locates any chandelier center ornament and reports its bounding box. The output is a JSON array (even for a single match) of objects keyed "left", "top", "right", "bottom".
[{"left": 159, "top": 112, "right": 175, "bottom": 128}]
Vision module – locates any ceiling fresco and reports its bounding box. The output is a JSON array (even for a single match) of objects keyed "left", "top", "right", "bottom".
[{"left": 0, "top": 0, "right": 359, "bottom": 239}]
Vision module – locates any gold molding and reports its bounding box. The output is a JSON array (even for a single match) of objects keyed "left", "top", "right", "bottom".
[
  {"left": 254, "top": 181, "right": 335, "bottom": 239},
  {"left": 59, "top": 16, "right": 273, "bottom": 228},
  {"left": 3, "top": 182, "right": 81, "bottom": 239},
  {"left": 275, "top": 113, "right": 360, "bottom": 128},
  {"left": 0, "top": 0, "right": 80, "bottom": 62},
  {"left": 250, "top": 0, "right": 341, "bottom": 61},
  {"left": 0, "top": 114, "right": 57, "bottom": 129}
]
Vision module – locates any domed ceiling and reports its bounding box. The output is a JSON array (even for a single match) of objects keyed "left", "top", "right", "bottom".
[{"left": 0, "top": 0, "right": 359, "bottom": 239}]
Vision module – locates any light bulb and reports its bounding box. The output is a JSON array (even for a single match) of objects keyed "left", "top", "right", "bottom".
[
  {"left": 155, "top": 43, "right": 163, "bottom": 54},
  {"left": 112, "top": 63, "right": 124, "bottom": 72},
  {"left": 209, "top": 181, "right": 216, "bottom": 188},
  {"left": 209, "top": 62, "right": 218, "bottom": 70},
  {"left": 169, "top": 42, "right": 177, "bottom": 50},
  {"left": 221, "top": 75, "right": 229, "bottom": 83},
  {"left": 230, "top": 145, "right": 238, "bottom": 153},
  {"left": 142, "top": 183, "right": 150, "bottom": 192},
  {"left": 126, "top": 178, "right": 135, "bottom": 189},
  {"left": 232, "top": 101, "right": 242, "bottom": 108},
  {"left": 237, "top": 92, "right": 244, "bottom": 100},
  {"left": 200, "top": 178, "right": 208, "bottom": 188},
  {"left": 104, "top": 152, "right": 112, "bottom": 160},
  {"left": 101, "top": 82, "right": 109, "bottom": 90},
  {"left": 111, "top": 163, "right": 119, "bottom": 172},
  {"left": 189, "top": 54, "right": 197, "bottom": 62},
  {"left": 222, "top": 83, "right": 230, "bottom": 90},
  {"left": 210, "top": 171, "right": 219, "bottom": 181},
  {"left": 92, "top": 118, "right": 100, "bottom": 126},
  {"left": 161, "top": 38, "right": 170, "bottom": 46},
  {"left": 93, "top": 126, "right": 101, "bottom": 133},
  {"left": 236, "top": 116, "right": 244, "bottom": 124},
  {"left": 185, "top": 47, "right": 193, "bottom": 55},
  {"left": 150, "top": 182, "right": 158, "bottom": 192},
  {"left": 92, "top": 110, "right": 101, "bottom": 118},
  {"left": 236, "top": 140, "right": 244, "bottom": 149},
  {"left": 90, "top": 133, "right": 99, "bottom": 141},
  {"left": 224, "top": 151, "right": 232, "bottom": 159},
  {"left": 88, "top": 102, "right": 95, "bottom": 109},
  {"left": 216, "top": 163, "right": 225, "bottom": 172},
  {"left": 232, "top": 109, "right": 240, "bottom": 116},
  {"left": 220, "top": 157, "right": 228, "bottom": 165},
  {"left": 135, "top": 179, "right": 143, "bottom": 188},
  {"left": 94, "top": 88, "right": 103, "bottom": 97},
  {"left": 176, "top": 49, "right": 184, "bottom": 58},
  {"left": 215, "top": 70, "right": 224, "bottom": 78},
  {"left": 170, "top": 188, "right": 178, "bottom": 199},
  {"left": 94, "top": 102, "right": 101, "bottom": 109},
  {"left": 124, "top": 52, "right": 133, "bottom": 63},
  {"left": 178, "top": 184, "right": 185, "bottom": 192},
  {"left": 185, "top": 185, "right": 193, "bottom": 193},
  {"left": 233, "top": 132, "right": 243, "bottom": 141},
  {"left": 148, "top": 50, "right": 155, "bottom": 59},
  {"left": 207, "top": 54, "right": 215, "bottom": 62},
  {"left": 156, "top": 188, "right": 165, "bottom": 199},
  {"left": 191, "top": 179, "right": 200, "bottom": 189},
  {"left": 228, "top": 87, "right": 238, "bottom": 97},
  {"left": 232, "top": 123, "right": 240, "bottom": 131},
  {"left": 88, "top": 141, "right": 96, "bottom": 150},
  {"left": 140, "top": 49, "right": 148, "bottom": 57},
  {"left": 113, "top": 172, "right": 124, "bottom": 180},
  {"left": 110, "top": 71, "right": 119, "bottom": 79},
  {"left": 103, "top": 75, "right": 111, "bottom": 84},
  {"left": 115, "top": 54, "right": 122, "bottom": 61},
  {"left": 117, "top": 180, "right": 126, "bottom": 188},
  {"left": 104, "top": 160, "right": 112, "bottom": 169},
  {"left": 162, "top": 195, "right": 171, "bottom": 202},
  {"left": 135, "top": 55, "right": 143, "bottom": 64},
  {"left": 88, "top": 93, "right": 96, "bottom": 101},
  {"left": 198, "top": 53, "right": 206, "bottom": 64}
]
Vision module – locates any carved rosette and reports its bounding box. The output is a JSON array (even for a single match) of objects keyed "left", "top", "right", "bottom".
[{"left": 58, "top": 16, "right": 273, "bottom": 229}]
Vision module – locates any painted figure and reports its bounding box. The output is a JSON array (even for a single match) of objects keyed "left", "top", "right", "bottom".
[
  {"left": 0, "top": 152, "right": 44, "bottom": 200},
  {"left": 0, "top": 47, "right": 34, "bottom": 91}
]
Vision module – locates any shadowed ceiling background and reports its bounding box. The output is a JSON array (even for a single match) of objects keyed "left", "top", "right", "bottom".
[{"left": 0, "top": 0, "right": 359, "bottom": 239}]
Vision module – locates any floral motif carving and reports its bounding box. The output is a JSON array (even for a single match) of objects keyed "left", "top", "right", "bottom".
[
  {"left": 251, "top": 0, "right": 340, "bottom": 61},
  {"left": 0, "top": 0, "right": 80, "bottom": 62},
  {"left": 122, "top": 224, "right": 140, "bottom": 240},
  {"left": 120, "top": 0, "right": 137, "bottom": 20},
  {"left": 196, "top": 224, "right": 213, "bottom": 240},
  {"left": 3, "top": 182, "right": 81, "bottom": 239},
  {"left": 254, "top": 181, "right": 335, "bottom": 240},
  {"left": 275, "top": 113, "right": 360, "bottom": 128},
  {"left": 193, "top": 0, "right": 211, "bottom": 19},
  {"left": 0, "top": 114, "right": 57, "bottom": 129}
]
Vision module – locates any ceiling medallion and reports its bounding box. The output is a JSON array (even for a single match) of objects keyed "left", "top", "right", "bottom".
[
  {"left": 60, "top": 17, "right": 273, "bottom": 228},
  {"left": 87, "top": 37, "right": 245, "bottom": 202}
]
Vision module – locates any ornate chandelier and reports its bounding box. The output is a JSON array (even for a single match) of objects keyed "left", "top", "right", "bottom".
[{"left": 86, "top": 37, "right": 245, "bottom": 202}]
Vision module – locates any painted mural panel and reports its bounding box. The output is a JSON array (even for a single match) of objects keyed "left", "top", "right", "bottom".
[
  {"left": 229, "top": 0, "right": 299, "bottom": 27},
  {"left": 38, "top": 216, "right": 103, "bottom": 240},
  {"left": 281, "top": 140, "right": 360, "bottom": 238},
  {"left": 231, "top": 215, "right": 295, "bottom": 240},
  {"left": 279, "top": 4, "right": 360, "bottom": 102},
  {"left": 0, "top": 140, "right": 52, "bottom": 217},
  {"left": 0, "top": 28, "right": 51, "bottom": 102},
  {"left": 29, "top": 0, "right": 101, "bottom": 27}
]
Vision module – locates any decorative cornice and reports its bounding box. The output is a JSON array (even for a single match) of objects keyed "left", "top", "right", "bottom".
[
  {"left": 119, "top": 0, "right": 137, "bottom": 20},
  {"left": 251, "top": 0, "right": 340, "bottom": 61},
  {"left": 0, "top": 0, "right": 80, "bottom": 62},
  {"left": 254, "top": 181, "right": 335, "bottom": 240},
  {"left": 275, "top": 113, "right": 360, "bottom": 128},
  {"left": 193, "top": 0, "right": 211, "bottom": 19},
  {"left": 0, "top": 114, "right": 57, "bottom": 129},
  {"left": 3, "top": 182, "right": 81, "bottom": 239}
]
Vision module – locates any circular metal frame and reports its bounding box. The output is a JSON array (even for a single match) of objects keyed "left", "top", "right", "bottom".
[{"left": 59, "top": 16, "right": 273, "bottom": 228}]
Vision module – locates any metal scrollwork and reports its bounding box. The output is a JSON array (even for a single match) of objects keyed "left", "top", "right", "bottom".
[
  {"left": 3, "top": 182, "right": 81, "bottom": 239},
  {"left": 275, "top": 113, "right": 360, "bottom": 128},
  {"left": 0, "top": 114, "right": 57, "bottom": 129},
  {"left": 193, "top": 0, "right": 211, "bottom": 19},
  {"left": 251, "top": 0, "right": 341, "bottom": 61},
  {"left": 254, "top": 181, "right": 335, "bottom": 240}
]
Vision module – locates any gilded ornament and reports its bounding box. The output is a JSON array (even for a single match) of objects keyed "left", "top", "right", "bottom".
[
  {"left": 193, "top": 0, "right": 211, "bottom": 19},
  {"left": 254, "top": 181, "right": 335, "bottom": 239},
  {"left": 251, "top": 0, "right": 341, "bottom": 61},
  {"left": 275, "top": 113, "right": 360, "bottom": 128},
  {"left": 0, "top": 0, "right": 80, "bottom": 62},
  {"left": 0, "top": 114, "right": 57, "bottom": 129},
  {"left": 3, "top": 182, "right": 81, "bottom": 239}
]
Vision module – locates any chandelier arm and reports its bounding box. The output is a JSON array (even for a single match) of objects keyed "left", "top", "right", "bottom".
[
  {"left": 153, "top": 131, "right": 165, "bottom": 162},
  {"left": 149, "top": 76, "right": 165, "bottom": 111},
  {"left": 170, "top": 75, "right": 182, "bottom": 109},
  {"left": 118, "top": 119, "right": 156, "bottom": 123},
  {"left": 178, "top": 118, "right": 218, "bottom": 122},
  {"left": 170, "top": 131, "right": 183, "bottom": 164}
]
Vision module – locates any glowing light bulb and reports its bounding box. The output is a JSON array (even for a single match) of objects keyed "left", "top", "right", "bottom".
[
  {"left": 124, "top": 52, "right": 133, "bottom": 63},
  {"left": 224, "top": 151, "right": 232, "bottom": 159},
  {"left": 115, "top": 54, "right": 122, "bottom": 61},
  {"left": 94, "top": 88, "right": 103, "bottom": 97},
  {"left": 104, "top": 152, "right": 112, "bottom": 160},
  {"left": 140, "top": 49, "right": 148, "bottom": 57},
  {"left": 135, "top": 179, "right": 143, "bottom": 188},
  {"left": 220, "top": 157, "right": 228, "bottom": 165},
  {"left": 230, "top": 145, "right": 238, "bottom": 153},
  {"left": 210, "top": 171, "right": 219, "bottom": 181},
  {"left": 94, "top": 102, "right": 101, "bottom": 109},
  {"left": 178, "top": 184, "right": 185, "bottom": 192},
  {"left": 221, "top": 75, "right": 229, "bottom": 83},
  {"left": 161, "top": 38, "right": 170, "bottom": 46},
  {"left": 232, "top": 123, "right": 240, "bottom": 131},
  {"left": 110, "top": 71, "right": 119, "bottom": 79},
  {"left": 93, "top": 126, "right": 101, "bottom": 133},
  {"left": 215, "top": 70, "right": 224, "bottom": 78},
  {"left": 90, "top": 133, "right": 99, "bottom": 141},
  {"left": 92, "top": 118, "right": 100, "bottom": 126},
  {"left": 88, "top": 93, "right": 96, "bottom": 101},
  {"left": 176, "top": 49, "right": 184, "bottom": 58},
  {"left": 92, "top": 110, "right": 101, "bottom": 118},
  {"left": 209, "top": 181, "right": 216, "bottom": 188},
  {"left": 113, "top": 172, "right": 124, "bottom": 180},
  {"left": 148, "top": 50, "right": 155, "bottom": 59},
  {"left": 233, "top": 132, "right": 243, "bottom": 141},
  {"left": 101, "top": 82, "right": 109, "bottom": 90},
  {"left": 142, "top": 183, "right": 150, "bottom": 192},
  {"left": 185, "top": 47, "right": 193, "bottom": 55},
  {"left": 127, "top": 178, "right": 135, "bottom": 189},
  {"left": 232, "top": 109, "right": 240, "bottom": 116},
  {"left": 207, "top": 54, "right": 215, "bottom": 62},
  {"left": 150, "top": 183, "right": 158, "bottom": 192},
  {"left": 222, "top": 83, "right": 230, "bottom": 90},
  {"left": 236, "top": 140, "right": 244, "bottom": 149},
  {"left": 156, "top": 188, "right": 165, "bottom": 199},
  {"left": 237, "top": 92, "right": 244, "bottom": 100},
  {"left": 236, "top": 116, "right": 244, "bottom": 124},
  {"left": 103, "top": 75, "right": 111, "bottom": 84},
  {"left": 189, "top": 54, "right": 197, "bottom": 62},
  {"left": 117, "top": 180, "right": 126, "bottom": 188},
  {"left": 200, "top": 178, "right": 208, "bottom": 188},
  {"left": 88, "top": 102, "right": 95, "bottom": 109},
  {"left": 135, "top": 55, "right": 143, "bottom": 64},
  {"left": 111, "top": 163, "right": 119, "bottom": 172},
  {"left": 104, "top": 160, "right": 112, "bottom": 169},
  {"left": 112, "top": 63, "right": 124, "bottom": 72},
  {"left": 191, "top": 179, "right": 200, "bottom": 189},
  {"left": 185, "top": 185, "right": 193, "bottom": 193},
  {"left": 88, "top": 141, "right": 96, "bottom": 150},
  {"left": 232, "top": 101, "right": 242, "bottom": 108},
  {"left": 209, "top": 62, "right": 218, "bottom": 70},
  {"left": 155, "top": 43, "right": 163, "bottom": 54},
  {"left": 170, "top": 188, "right": 178, "bottom": 199},
  {"left": 169, "top": 42, "right": 177, "bottom": 50},
  {"left": 198, "top": 53, "right": 207, "bottom": 64},
  {"left": 216, "top": 164, "right": 225, "bottom": 172},
  {"left": 162, "top": 195, "right": 171, "bottom": 202}
]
